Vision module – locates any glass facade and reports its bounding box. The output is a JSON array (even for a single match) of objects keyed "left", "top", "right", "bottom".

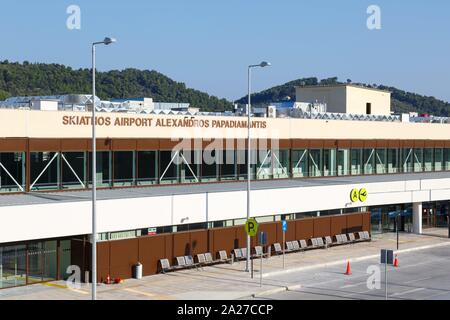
[
  {"left": 0, "top": 146, "right": 449, "bottom": 194},
  {"left": 0, "top": 152, "right": 25, "bottom": 192},
  {"left": 0, "top": 240, "right": 60, "bottom": 289}
]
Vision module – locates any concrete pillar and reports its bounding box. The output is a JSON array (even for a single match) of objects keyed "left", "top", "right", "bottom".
[{"left": 413, "top": 202, "right": 423, "bottom": 234}]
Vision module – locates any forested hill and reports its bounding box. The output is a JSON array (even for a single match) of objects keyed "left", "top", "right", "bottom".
[
  {"left": 1, "top": 61, "right": 449, "bottom": 116},
  {"left": 0, "top": 61, "right": 232, "bottom": 112},
  {"left": 235, "top": 77, "right": 450, "bottom": 117}
]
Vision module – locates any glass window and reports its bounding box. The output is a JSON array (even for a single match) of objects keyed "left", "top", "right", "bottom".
[
  {"left": 0, "top": 152, "right": 25, "bottom": 192},
  {"left": 387, "top": 149, "right": 399, "bottom": 174},
  {"left": 181, "top": 150, "right": 201, "bottom": 183},
  {"left": 337, "top": 149, "right": 349, "bottom": 176},
  {"left": 27, "top": 241, "right": 57, "bottom": 284},
  {"left": 323, "top": 149, "right": 336, "bottom": 177},
  {"left": 363, "top": 149, "right": 375, "bottom": 175},
  {"left": 201, "top": 148, "right": 218, "bottom": 182},
  {"left": 88, "top": 151, "right": 111, "bottom": 187},
  {"left": 256, "top": 150, "right": 272, "bottom": 180},
  {"left": 159, "top": 150, "right": 179, "bottom": 184},
  {"left": 445, "top": 149, "right": 450, "bottom": 171},
  {"left": 350, "top": 149, "right": 362, "bottom": 175},
  {"left": 401, "top": 148, "right": 413, "bottom": 173},
  {"left": 237, "top": 149, "right": 256, "bottom": 181},
  {"left": 30, "top": 152, "right": 59, "bottom": 191},
  {"left": 59, "top": 240, "right": 72, "bottom": 281},
  {"left": 413, "top": 148, "right": 423, "bottom": 172},
  {"left": 434, "top": 148, "right": 444, "bottom": 172},
  {"left": 375, "top": 149, "right": 387, "bottom": 174},
  {"left": 62, "top": 152, "right": 86, "bottom": 189},
  {"left": 219, "top": 149, "right": 237, "bottom": 181},
  {"left": 423, "top": 148, "right": 434, "bottom": 172},
  {"left": 291, "top": 149, "right": 308, "bottom": 178},
  {"left": 308, "top": 149, "right": 322, "bottom": 177},
  {"left": 273, "top": 149, "right": 290, "bottom": 179},
  {"left": 137, "top": 151, "right": 158, "bottom": 185},
  {"left": 113, "top": 151, "right": 135, "bottom": 186},
  {"left": 0, "top": 244, "right": 26, "bottom": 288}
]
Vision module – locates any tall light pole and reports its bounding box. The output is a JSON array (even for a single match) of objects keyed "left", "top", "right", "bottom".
[
  {"left": 246, "top": 61, "right": 271, "bottom": 273},
  {"left": 91, "top": 37, "right": 116, "bottom": 300}
]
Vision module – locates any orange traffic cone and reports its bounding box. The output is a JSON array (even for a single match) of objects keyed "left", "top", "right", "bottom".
[
  {"left": 393, "top": 255, "right": 399, "bottom": 268},
  {"left": 345, "top": 261, "right": 352, "bottom": 275},
  {"left": 105, "top": 274, "right": 111, "bottom": 285}
]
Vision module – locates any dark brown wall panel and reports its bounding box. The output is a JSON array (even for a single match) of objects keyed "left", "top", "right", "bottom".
[
  {"left": 276, "top": 220, "right": 296, "bottom": 242},
  {"left": 323, "top": 140, "right": 338, "bottom": 148},
  {"left": 364, "top": 140, "right": 377, "bottom": 148},
  {"left": 190, "top": 230, "right": 208, "bottom": 256},
  {"left": 351, "top": 140, "right": 365, "bottom": 148},
  {"left": 309, "top": 140, "right": 324, "bottom": 149},
  {"left": 235, "top": 227, "right": 248, "bottom": 249},
  {"left": 211, "top": 227, "right": 237, "bottom": 256},
  {"left": 278, "top": 139, "right": 291, "bottom": 149},
  {"left": 112, "top": 139, "right": 137, "bottom": 151},
  {"left": 295, "top": 219, "right": 314, "bottom": 240},
  {"left": 388, "top": 140, "right": 401, "bottom": 148},
  {"left": 96, "top": 242, "right": 110, "bottom": 283},
  {"left": 313, "top": 217, "right": 331, "bottom": 237},
  {"left": 138, "top": 235, "right": 167, "bottom": 276},
  {"left": 362, "top": 212, "right": 371, "bottom": 231},
  {"left": 292, "top": 139, "right": 309, "bottom": 149},
  {"left": 29, "top": 139, "right": 60, "bottom": 151},
  {"left": 258, "top": 222, "right": 277, "bottom": 246},
  {"left": 330, "top": 215, "right": 347, "bottom": 235},
  {"left": 172, "top": 232, "right": 191, "bottom": 258},
  {"left": 337, "top": 140, "right": 352, "bottom": 149},
  {"left": 414, "top": 140, "right": 425, "bottom": 148},
  {"left": 160, "top": 139, "right": 183, "bottom": 150},
  {"left": 61, "top": 139, "right": 88, "bottom": 151},
  {"left": 136, "top": 139, "right": 159, "bottom": 150},
  {"left": 87, "top": 139, "right": 111, "bottom": 151},
  {"left": 346, "top": 213, "right": 363, "bottom": 233},
  {"left": 401, "top": 141, "right": 415, "bottom": 148},
  {"left": 0, "top": 138, "right": 27, "bottom": 151},
  {"left": 109, "top": 238, "right": 139, "bottom": 279}
]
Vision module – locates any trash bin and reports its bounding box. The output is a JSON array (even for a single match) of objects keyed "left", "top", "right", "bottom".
[{"left": 134, "top": 262, "right": 143, "bottom": 279}]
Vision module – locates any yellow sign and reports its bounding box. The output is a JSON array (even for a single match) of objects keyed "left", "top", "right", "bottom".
[
  {"left": 350, "top": 189, "right": 359, "bottom": 202},
  {"left": 244, "top": 218, "right": 259, "bottom": 237},
  {"left": 359, "top": 188, "right": 368, "bottom": 202}
]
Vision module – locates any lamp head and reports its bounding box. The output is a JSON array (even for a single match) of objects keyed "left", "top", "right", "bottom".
[
  {"left": 103, "top": 37, "right": 117, "bottom": 45},
  {"left": 259, "top": 61, "right": 271, "bottom": 67}
]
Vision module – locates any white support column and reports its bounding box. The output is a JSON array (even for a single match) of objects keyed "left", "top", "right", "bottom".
[{"left": 413, "top": 202, "right": 423, "bottom": 234}]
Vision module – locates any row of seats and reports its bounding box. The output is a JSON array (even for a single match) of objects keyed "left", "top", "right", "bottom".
[
  {"left": 272, "top": 231, "right": 371, "bottom": 255},
  {"left": 159, "top": 231, "right": 371, "bottom": 273}
]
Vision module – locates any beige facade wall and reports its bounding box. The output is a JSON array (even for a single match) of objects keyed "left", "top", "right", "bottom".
[
  {"left": 296, "top": 86, "right": 347, "bottom": 113},
  {"left": 296, "top": 85, "right": 391, "bottom": 115},
  {"left": 0, "top": 108, "right": 448, "bottom": 141},
  {"left": 346, "top": 85, "right": 391, "bottom": 115}
]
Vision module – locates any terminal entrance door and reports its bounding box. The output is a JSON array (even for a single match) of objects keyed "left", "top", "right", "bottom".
[{"left": 423, "top": 202, "right": 449, "bottom": 229}]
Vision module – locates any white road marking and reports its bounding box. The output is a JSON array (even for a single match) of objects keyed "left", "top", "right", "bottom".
[
  {"left": 340, "top": 281, "right": 368, "bottom": 289},
  {"left": 404, "top": 276, "right": 434, "bottom": 284},
  {"left": 391, "top": 287, "right": 425, "bottom": 297}
]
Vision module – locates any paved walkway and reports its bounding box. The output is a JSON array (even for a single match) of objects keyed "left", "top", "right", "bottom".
[{"left": 1, "top": 232, "right": 449, "bottom": 300}]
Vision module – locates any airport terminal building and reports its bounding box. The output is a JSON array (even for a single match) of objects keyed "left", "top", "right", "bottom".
[{"left": 0, "top": 85, "right": 449, "bottom": 288}]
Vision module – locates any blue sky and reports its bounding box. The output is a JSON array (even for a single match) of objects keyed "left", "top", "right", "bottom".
[{"left": 1, "top": 0, "right": 450, "bottom": 102}]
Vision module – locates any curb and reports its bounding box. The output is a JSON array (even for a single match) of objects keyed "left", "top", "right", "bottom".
[
  {"left": 243, "top": 284, "right": 303, "bottom": 299},
  {"left": 261, "top": 240, "right": 450, "bottom": 279}
]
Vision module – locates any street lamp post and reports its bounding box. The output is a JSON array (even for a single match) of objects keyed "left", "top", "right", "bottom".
[
  {"left": 246, "top": 61, "right": 271, "bottom": 273},
  {"left": 91, "top": 37, "right": 116, "bottom": 301}
]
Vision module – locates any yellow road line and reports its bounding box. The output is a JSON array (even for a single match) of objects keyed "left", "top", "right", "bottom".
[{"left": 124, "top": 287, "right": 173, "bottom": 300}]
